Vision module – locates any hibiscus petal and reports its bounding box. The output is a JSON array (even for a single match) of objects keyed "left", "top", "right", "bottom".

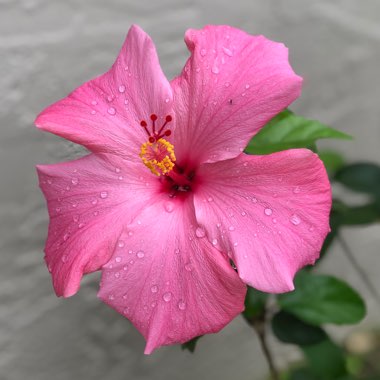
[
  {"left": 35, "top": 25, "right": 173, "bottom": 161},
  {"left": 193, "top": 149, "right": 331, "bottom": 293},
  {"left": 97, "top": 197, "right": 246, "bottom": 354},
  {"left": 37, "top": 153, "right": 159, "bottom": 297},
  {"left": 171, "top": 25, "right": 302, "bottom": 165}
]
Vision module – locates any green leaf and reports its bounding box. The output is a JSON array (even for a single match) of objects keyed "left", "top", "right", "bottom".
[
  {"left": 271, "top": 311, "right": 327, "bottom": 346},
  {"left": 335, "top": 163, "right": 380, "bottom": 196},
  {"left": 278, "top": 272, "right": 366, "bottom": 325},
  {"left": 245, "top": 110, "right": 351, "bottom": 155},
  {"left": 319, "top": 150, "right": 346, "bottom": 177},
  {"left": 242, "top": 286, "right": 268, "bottom": 321},
  {"left": 302, "top": 339, "right": 348, "bottom": 379},
  {"left": 181, "top": 336, "right": 201, "bottom": 353}
]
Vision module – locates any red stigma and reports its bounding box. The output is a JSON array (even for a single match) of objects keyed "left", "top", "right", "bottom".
[{"left": 139, "top": 114, "right": 173, "bottom": 142}]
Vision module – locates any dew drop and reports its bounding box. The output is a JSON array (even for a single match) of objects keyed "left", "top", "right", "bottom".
[
  {"left": 124, "top": 99, "right": 129, "bottom": 105},
  {"left": 178, "top": 300, "right": 186, "bottom": 310},
  {"left": 212, "top": 238, "right": 218, "bottom": 246},
  {"left": 91, "top": 199, "right": 98, "bottom": 205},
  {"left": 216, "top": 223, "right": 221, "bottom": 228},
  {"left": 293, "top": 186, "right": 301, "bottom": 194},
  {"left": 233, "top": 242, "right": 238, "bottom": 247},
  {"left": 107, "top": 107, "right": 116, "bottom": 115},
  {"left": 163, "top": 292, "right": 172, "bottom": 302},
  {"left": 151, "top": 301, "right": 157, "bottom": 308},
  {"left": 251, "top": 197, "right": 258, "bottom": 203},
  {"left": 78, "top": 223, "right": 85, "bottom": 228},
  {"left": 211, "top": 66, "right": 219, "bottom": 74},
  {"left": 164, "top": 202, "right": 174, "bottom": 213},
  {"left": 200, "top": 48, "right": 207, "bottom": 56},
  {"left": 115, "top": 256, "right": 122, "bottom": 263},
  {"left": 165, "top": 98, "right": 170, "bottom": 103},
  {"left": 207, "top": 196, "right": 213, "bottom": 202},
  {"left": 90, "top": 110, "right": 96, "bottom": 115},
  {"left": 174, "top": 248, "right": 180, "bottom": 254},
  {"left": 222, "top": 47, "right": 233, "bottom": 57},
  {"left": 309, "top": 226, "right": 315, "bottom": 232},
  {"left": 108, "top": 294, "right": 115, "bottom": 300},
  {"left": 264, "top": 208, "right": 273, "bottom": 216},
  {"left": 100, "top": 191, "right": 108, "bottom": 199},
  {"left": 272, "top": 218, "right": 277, "bottom": 224},
  {"left": 118, "top": 85, "right": 126, "bottom": 93},
  {"left": 195, "top": 227, "right": 206, "bottom": 238},
  {"left": 184, "top": 262, "right": 193, "bottom": 272},
  {"left": 245, "top": 83, "right": 250, "bottom": 89},
  {"left": 55, "top": 207, "right": 61, "bottom": 213},
  {"left": 117, "top": 240, "right": 125, "bottom": 248},
  {"left": 128, "top": 230, "right": 133, "bottom": 236},
  {"left": 224, "top": 81, "right": 231, "bottom": 87},
  {"left": 241, "top": 211, "right": 247, "bottom": 216},
  {"left": 63, "top": 233, "right": 69, "bottom": 241},
  {"left": 115, "top": 167, "right": 121, "bottom": 173},
  {"left": 136, "top": 251, "right": 145, "bottom": 259},
  {"left": 228, "top": 226, "right": 235, "bottom": 231},
  {"left": 151, "top": 285, "right": 158, "bottom": 293},
  {"left": 61, "top": 254, "right": 68, "bottom": 263},
  {"left": 71, "top": 177, "right": 79, "bottom": 185},
  {"left": 118, "top": 176, "right": 123, "bottom": 180},
  {"left": 73, "top": 215, "right": 79, "bottom": 222},
  {"left": 123, "top": 265, "right": 128, "bottom": 271},
  {"left": 114, "top": 272, "right": 120, "bottom": 278},
  {"left": 91, "top": 100, "right": 98, "bottom": 105},
  {"left": 290, "top": 214, "right": 301, "bottom": 225}
]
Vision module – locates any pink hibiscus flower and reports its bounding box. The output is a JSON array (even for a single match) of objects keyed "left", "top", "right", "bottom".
[{"left": 35, "top": 25, "right": 331, "bottom": 354}]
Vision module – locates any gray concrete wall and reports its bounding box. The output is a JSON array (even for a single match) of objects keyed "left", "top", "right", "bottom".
[{"left": 1, "top": 1, "right": 379, "bottom": 379}]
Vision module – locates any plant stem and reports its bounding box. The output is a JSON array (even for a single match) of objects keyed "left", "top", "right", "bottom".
[{"left": 250, "top": 316, "right": 280, "bottom": 380}]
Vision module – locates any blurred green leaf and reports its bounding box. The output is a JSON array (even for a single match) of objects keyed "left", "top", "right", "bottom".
[
  {"left": 319, "top": 150, "right": 346, "bottom": 176},
  {"left": 278, "top": 272, "right": 366, "bottom": 325},
  {"left": 335, "top": 163, "right": 380, "bottom": 196},
  {"left": 287, "top": 368, "right": 319, "bottom": 380},
  {"left": 245, "top": 110, "right": 351, "bottom": 155},
  {"left": 242, "top": 286, "right": 268, "bottom": 321},
  {"left": 301, "top": 339, "right": 348, "bottom": 380},
  {"left": 272, "top": 310, "right": 327, "bottom": 346},
  {"left": 181, "top": 336, "right": 201, "bottom": 353}
]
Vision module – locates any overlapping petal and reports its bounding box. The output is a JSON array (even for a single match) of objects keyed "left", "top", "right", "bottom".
[
  {"left": 35, "top": 25, "right": 174, "bottom": 161},
  {"left": 171, "top": 25, "right": 302, "bottom": 165},
  {"left": 37, "top": 153, "right": 159, "bottom": 297},
  {"left": 193, "top": 149, "right": 331, "bottom": 293},
  {"left": 98, "top": 197, "right": 246, "bottom": 354}
]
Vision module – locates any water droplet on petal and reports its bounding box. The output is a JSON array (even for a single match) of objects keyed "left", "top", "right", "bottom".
[
  {"left": 212, "top": 238, "right": 218, "bottom": 246},
  {"left": 55, "top": 207, "right": 61, "bottom": 213},
  {"left": 118, "top": 85, "right": 126, "bottom": 93},
  {"left": 118, "top": 240, "right": 125, "bottom": 248},
  {"left": 224, "top": 81, "right": 231, "bottom": 87},
  {"left": 290, "top": 214, "right": 301, "bottom": 225},
  {"left": 136, "top": 251, "right": 145, "bottom": 259},
  {"left": 115, "top": 167, "right": 121, "bottom": 173},
  {"left": 71, "top": 177, "right": 79, "bottom": 185},
  {"left": 114, "top": 272, "right": 120, "bottom": 278},
  {"left": 164, "top": 202, "right": 174, "bottom": 213},
  {"left": 100, "top": 191, "right": 108, "bottom": 199},
  {"left": 309, "top": 226, "right": 315, "bottom": 232},
  {"left": 107, "top": 107, "right": 116, "bottom": 115},
  {"left": 165, "top": 98, "right": 170, "bottom": 103},
  {"left": 200, "top": 48, "right": 207, "bottom": 56},
  {"left": 264, "top": 208, "right": 273, "bottom": 216},
  {"left": 91, "top": 100, "right": 97, "bottom": 105},
  {"left": 195, "top": 227, "right": 206, "bottom": 238},
  {"left": 184, "top": 262, "right": 193, "bottom": 272},
  {"left": 63, "top": 233, "right": 69, "bottom": 241},
  {"left": 211, "top": 66, "right": 219, "bottom": 74},
  {"left": 124, "top": 99, "right": 129, "bottom": 105},
  {"left": 115, "top": 256, "right": 122, "bottom": 263},
  {"left": 241, "top": 211, "right": 247, "bottom": 216},
  {"left": 61, "top": 254, "right": 68, "bottom": 262},
  {"left": 90, "top": 110, "right": 96, "bottom": 115},
  {"left": 178, "top": 300, "right": 186, "bottom": 310},
  {"left": 163, "top": 292, "right": 172, "bottom": 302},
  {"left": 272, "top": 218, "right": 277, "bottom": 224},
  {"left": 91, "top": 199, "right": 98, "bottom": 205},
  {"left": 228, "top": 226, "right": 235, "bottom": 231},
  {"left": 207, "top": 196, "right": 213, "bottom": 202},
  {"left": 222, "top": 47, "right": 233, "bottom": 56},
  {"left": 293, "top": 186, "right": 301, "bottom": 194},
  {"left": 151, "top": 285, "right": 158, "bottom": 293},
  {"left": 78, "top": 223, "right": 85, "bottom": 228},
  {"left": 233, "top": 242, "right": 238, "bottom": 247},
  {"left": 123, "top": 265, "right": 128, "bottom": 271},
  {"left": 251, "top": 197, "right": 258, "bottom": 203},
  {"left": 174, "top": 248, "right": 180, "bottom": 254},
  {"left": 245, "top": 83, "right": 250, "bottom": 89},
  {"left": 108, "top": 294, "right": 115, "bottom": 300}
]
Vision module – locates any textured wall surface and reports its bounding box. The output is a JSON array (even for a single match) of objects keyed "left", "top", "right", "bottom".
[{"left": 1, "top": 1, "right": 380, "bottom": 379}]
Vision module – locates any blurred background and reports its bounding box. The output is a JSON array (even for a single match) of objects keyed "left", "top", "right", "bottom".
[{"left": 1, "top": 0, "right": 379, "bottom": 379}]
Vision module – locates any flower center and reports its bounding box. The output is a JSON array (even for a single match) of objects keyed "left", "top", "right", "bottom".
[{"left": 139, "top": 114, "right": 176, "bottom": 176}]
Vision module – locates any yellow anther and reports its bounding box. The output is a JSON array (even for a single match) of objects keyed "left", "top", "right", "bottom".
[{"left": 139, "top": 138, "right": 176, "bottom": 176}]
